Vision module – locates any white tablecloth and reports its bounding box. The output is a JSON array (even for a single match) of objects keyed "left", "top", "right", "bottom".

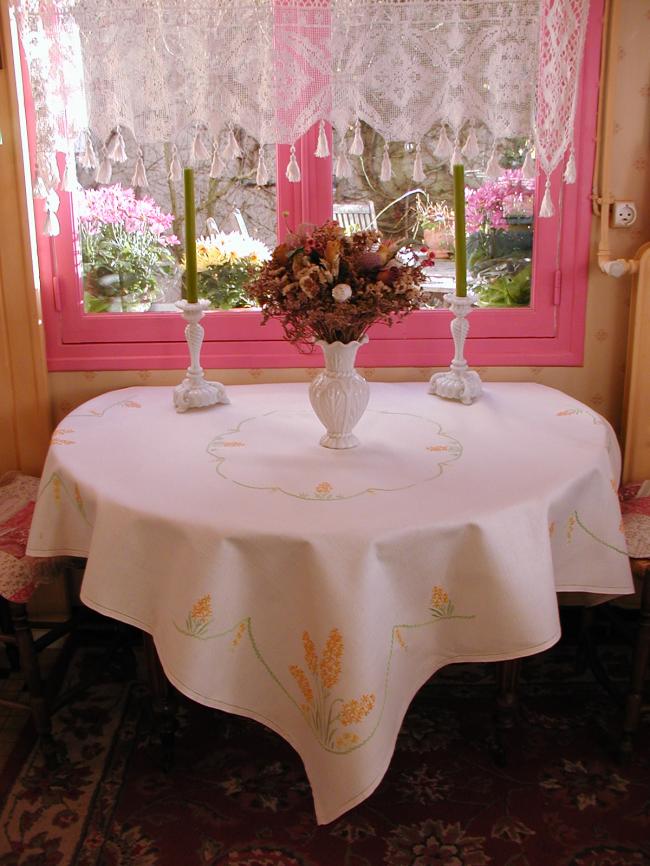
[{"left": 27, "top": 382, "right": 633, "bottom": 823}]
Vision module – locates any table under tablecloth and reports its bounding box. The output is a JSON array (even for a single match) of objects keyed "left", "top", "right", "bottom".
[{"left": 26, "top": 381, "right": 633, "bottom": 823}]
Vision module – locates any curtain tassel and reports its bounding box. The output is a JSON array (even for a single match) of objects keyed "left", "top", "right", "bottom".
[
  {"left": 380, "top": 141, "right": 392, "bottom": 182},
  {"left": 131, "top": 150, "right": 149, "bottom": 188},
  {"left": 485, "top": 145, "right": 502, "bottom": 179},
  {"left": 43, "top": 208, "right": 60, "bottom": 237},
  {"left": 106, "top": 127, "right": 127, "bottom": 163},
  {"left": 563, "top": 148, "right": 576, "bottom": 184},
  {"left": 48, "top": 154, "right": 61, "bottom": 187},
  {"left": 411, "top": 142, "right": 426, "bottom": 182},
  {"left": 61, "top": 152, "right": 78, "bottom": 192},
  {"left": 168, "top": 145, "right": 183, "bottom": 182},
  {"left": 349, "top": 120, "right": 364, "bottom": 156},
  {"left": 33, "top": 175, "right": 48, "bottom": 199},
  {"left": 522, "top": 148, "right": 536, "bottom": 180},
  {"left": 95, "top": 152, "right": 113, "bottom": 184},
  {"left": 285, "top": 144, "right": 301, "bottom": 182},
  {"left": 449, "top": 143, "right": 463, "bottom": 172},
  {"left": 539, "top": 177, "right": 554, "bottom": 218},
  {"left": 434, "top": 126, "right": 453, "bottom": 160},
  {"left": 80, "top": 132, "right": 98, "bottom": 171},
  {"left": 191, "top": 130, "right": 210, "bottom": 164},
  {"left": 462, "top": 128, "right": 480, "bottom": 161},
  {"left": 209, "top": 141, "right": 225, "bottom": 179},
  {"left": 256, "top": 146, "right": 269, "bottom": 186},
  {"left": 314, "top": 120, "right": 329, "bottom": 157},
  {"left": 223, "top": 128, "right": 242, "bottom": 162},
  {"left": 335, "top": 143, "right": 352, "bottom": 179}
]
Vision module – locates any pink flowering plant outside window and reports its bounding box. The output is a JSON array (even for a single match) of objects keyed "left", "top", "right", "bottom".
[
  {"left": 465, "top": 169, "right": 535, "bottom": 307},
  {"left": 79, "top": 185, "right": 179, "bottom": 313}
]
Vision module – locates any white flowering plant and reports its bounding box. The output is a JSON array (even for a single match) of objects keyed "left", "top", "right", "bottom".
[{"left": 182, "top": 231, "right": 271, "bottom": 310}]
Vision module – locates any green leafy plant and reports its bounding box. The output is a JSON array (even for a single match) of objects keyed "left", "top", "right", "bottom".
[
  {"left": 79, "top": 185, "right": 178, "bottom": 312},
  {"left": 473, "top": 260, "right": 531, "bottom": 306}
]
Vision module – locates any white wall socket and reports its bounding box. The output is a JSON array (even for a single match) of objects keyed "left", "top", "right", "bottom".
[{"left": 611, "top": 201, "right": 637, "bottom": 227}]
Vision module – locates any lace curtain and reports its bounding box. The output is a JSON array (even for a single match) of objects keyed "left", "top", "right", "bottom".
[{"left": 12, "top": 0, "right": 589, "bottom": 235}]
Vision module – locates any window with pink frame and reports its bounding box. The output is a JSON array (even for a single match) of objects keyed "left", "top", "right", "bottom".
[{"left": 25, "top": 0, "right": 603, "bottom": 373}]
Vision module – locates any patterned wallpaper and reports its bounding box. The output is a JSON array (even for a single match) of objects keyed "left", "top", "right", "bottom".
[{"left": 49, "top": 0, "right": 650, "bottom": 433}]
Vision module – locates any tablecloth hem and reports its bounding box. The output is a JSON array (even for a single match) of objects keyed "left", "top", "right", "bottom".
[
  {"left": 313, "top": 626, "right": 564, "bottom": 823},
  {"left": 80, "top": 588, "right": 564, "bottom": 825},
  {"left": 26, "top": 545, "right": 90, "bottom": 558}
]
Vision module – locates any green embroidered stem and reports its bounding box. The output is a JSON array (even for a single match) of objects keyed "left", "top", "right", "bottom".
[
  {"left": 173, "top": 619, "right": 241, "bottom": 640},
  {"left": 245, "top": 619, "right": 304, "bottom": 715},
  {"left": 573, "top": 511, "right": 628, "bottom": 556},
  {"left": 71, "top": 398, "right": 141, "bottom": 418},
  {"left": 177, "top": 601, "right": 475, "bottom": 755},
  {"left": 39, "top": 472, "right": 92, "bottom": 527},
  {"left": 319, "top": 612, "right": 475, "bottom": 756}
]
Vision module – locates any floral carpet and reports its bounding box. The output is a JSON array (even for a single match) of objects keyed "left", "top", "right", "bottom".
[{"left": 0, "top": 632, "right": 649, "bottom": 866}]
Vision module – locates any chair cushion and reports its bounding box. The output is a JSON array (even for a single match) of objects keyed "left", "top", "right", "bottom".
[
  {"left": 620, "top": 481, "right": 650, "bottom": 559},
  {"left": 0, "top": 472, "right": 41, "bottom": 602}
]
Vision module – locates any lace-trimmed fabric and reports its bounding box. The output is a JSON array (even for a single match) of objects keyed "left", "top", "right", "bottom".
[
  {"left": 620, "top": 482, "right": 650, "bottom": 559},
  {"left": 0, "top": 472, "right": 60, "bottom": 603},
  {"left": 12, "top": 0, "right": 589, "bottom": 232}
]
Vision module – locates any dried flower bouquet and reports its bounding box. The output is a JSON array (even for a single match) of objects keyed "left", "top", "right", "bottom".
[{"left": 247, "top": 220, "right": 431, "bottom": 349}]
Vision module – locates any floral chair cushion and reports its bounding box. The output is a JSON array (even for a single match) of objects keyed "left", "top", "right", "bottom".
[
  {"left": 0, "top": 472, "right": 44, "bottom": 603},
  {"left": 619, "top": 481, "right": 650, "bottom": 560}
]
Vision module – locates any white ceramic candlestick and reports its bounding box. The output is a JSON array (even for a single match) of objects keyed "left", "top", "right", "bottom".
[
  {"left": 429, "top": 292, "right": 482, "bottom": 405},
  {"left": 173, "top": 299, "right": 229, "bottom": 412}
]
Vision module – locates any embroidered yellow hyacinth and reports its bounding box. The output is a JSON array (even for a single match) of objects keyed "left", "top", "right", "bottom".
[
  {"left": 183, "top": 594, "right": 213, "bottom": 636},
  {"left": 289, "top": 627, "right": 375, "bottom": 751},
  {"left": 303, "top": 631, "right": 319, "bottom": 675},
  {"left": 231, "top": 621, "right": 246, "bottom": 648},
  {"left": 339, "top": 694, "right": 376, "bottom": 726},
  {"left": 430, "top": 585, "right": 455, "bottom": 618},
  {"left": 320, "top": 628, "right": 343, "bottom": 688},
  {"left": 335, "top": 731, "right": 360, "bottom": 749},
  {"left": 290, "top": 665, "right": 314, "bottom": 704},
  {"left": 431, "top": 586, "right": 449, "bottom": 608},
  {"left": 191, "top": 594, "right": 212, "bottom": 622},
  {"left": 567, "top": 514, "right": 576, "bottom": 542}
]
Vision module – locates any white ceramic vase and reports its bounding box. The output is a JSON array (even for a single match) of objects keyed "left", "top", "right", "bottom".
[{"left": 309, "top": 336, "right": 370, "bottom": 449}]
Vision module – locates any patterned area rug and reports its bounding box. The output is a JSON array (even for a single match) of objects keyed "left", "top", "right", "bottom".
[{"left": 1, "top": 635, "right": 649, "bottom": 866}]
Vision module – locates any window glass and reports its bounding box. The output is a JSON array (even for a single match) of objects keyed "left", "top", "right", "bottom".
[
  {"left": 333, "top": 121, "right": 534, "bottom": 309},
  {"left": 77, "top": 128, "right": 276, "bottom": 314}
]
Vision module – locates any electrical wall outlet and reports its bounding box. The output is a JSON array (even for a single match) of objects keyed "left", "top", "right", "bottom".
[{"left": 611, "top": 201, "right": 638, "bottom": 227}]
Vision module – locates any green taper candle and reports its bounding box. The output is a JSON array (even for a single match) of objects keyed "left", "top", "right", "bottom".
[
  {"left": 453, "top": 163, "right": 467, "bottom": 298},
  {"left": 184, "top": 167, "right": 198, "bottom": 303}
]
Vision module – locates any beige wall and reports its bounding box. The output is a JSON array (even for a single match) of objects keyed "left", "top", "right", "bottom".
[{"left": 47, "top": 1, "right": 650, "bottom": 436}]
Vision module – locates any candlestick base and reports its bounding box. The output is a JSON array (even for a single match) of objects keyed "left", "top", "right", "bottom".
[
  {"left": 429, "top": 293, "right": 482, "bottom": 405},
  {"left": 173, "top": 300, "right": 230, "bottom": 413}
]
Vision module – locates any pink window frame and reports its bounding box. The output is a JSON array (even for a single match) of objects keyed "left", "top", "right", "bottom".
[{"left": 27, "top": 0, "right": 603, "bottom": 372}]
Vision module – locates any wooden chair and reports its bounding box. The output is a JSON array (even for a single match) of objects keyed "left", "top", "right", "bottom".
[
  {"left": 496, "top": 482, "right": 650, "bottom": 762},
  {"left": 619, "top": 558, "right": 650, "bottom": 755},
  {"left": 205, "top": 210, "right": 251, "bottom": 238},
  {"left": 0, "top": 472, "right": 77, "bottom": 765},
  {"left": 333, "top": 200, "right": 377, "bottom": 232},
  {"left": 617, "top": 482, "right": 650, "bottom": 757},
  {"left": 232, "top": 208, "right": 251, "bottom": 238}
]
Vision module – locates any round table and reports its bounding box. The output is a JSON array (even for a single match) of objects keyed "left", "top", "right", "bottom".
[{"left": 27, "top": 381, "right": 634, "bottom": 824}]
